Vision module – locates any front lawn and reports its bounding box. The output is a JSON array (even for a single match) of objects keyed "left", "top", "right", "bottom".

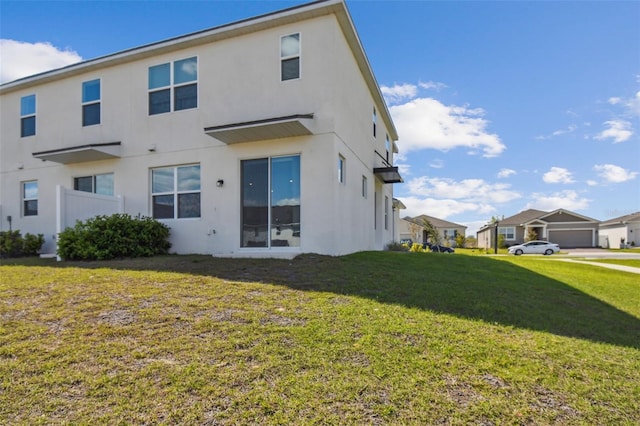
[{"left": 1, "top": 252, "right": 638, "bottom": 424}]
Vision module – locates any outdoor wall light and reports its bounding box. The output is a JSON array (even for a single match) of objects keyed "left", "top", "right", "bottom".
[{"left": 216, "top": 179, "right": 224, "bottom": 187}]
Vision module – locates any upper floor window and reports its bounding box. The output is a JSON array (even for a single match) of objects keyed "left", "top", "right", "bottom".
[
  {"left": 148, "top": 57, "right": 198, "bottom": 115},
  {"left": 151, "top": 164, "right": 200, "bottom": 219},
  {"left": 372, "top": 107, "right": 377, "bottom": 138},
  {"left": 362, "top": 176, "right": 367, "bottom": 198},
  {"left": 20, "top": 94, "right": 36, "bottom": 137},
  {"left": 281, "top": 33, "right": 300, "bottom": 81},
  {"left": 82, "top": 79, "right": 101, "bottom": 126},
  {"left": 385, "top": 134, "right": 390, "bottom": 162},
  {"left": 338, "top": 155, "right": 346, "bottom": 184},
  {"left": 74, "top": 173, "right": 113, "bottom": 196},
  {"left": 23, "top": 181, "right": 38, "bottom": 216}
]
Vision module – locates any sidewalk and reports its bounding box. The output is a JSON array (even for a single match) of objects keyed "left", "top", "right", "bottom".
[{"left": 552, "top": 258, "right": 640, "bottom": 274}]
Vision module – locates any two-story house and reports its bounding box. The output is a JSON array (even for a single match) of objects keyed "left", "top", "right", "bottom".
[{"left": 0, "top": 0, "right": 402, "bottom": 258}]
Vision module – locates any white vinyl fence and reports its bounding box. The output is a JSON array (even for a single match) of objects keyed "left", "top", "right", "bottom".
[{"left": 56, "top": 185, "right": 124, "bottom": 259}]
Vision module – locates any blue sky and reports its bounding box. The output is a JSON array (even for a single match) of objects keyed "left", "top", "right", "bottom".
[{"left": 1, "top": 0, "right": 638, "bottom": 235}]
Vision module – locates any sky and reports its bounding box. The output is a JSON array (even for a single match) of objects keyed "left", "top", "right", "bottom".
[{"left": 1, "top": 0, "right": 639, "bottom": 235}]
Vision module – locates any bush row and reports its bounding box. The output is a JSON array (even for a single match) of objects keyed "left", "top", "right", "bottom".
[
  {"left": 57, "top": 214, "right": 171, "bottom": 260},
  {"left": 0, "top": 231, "right": 45, "bottom": 258}
]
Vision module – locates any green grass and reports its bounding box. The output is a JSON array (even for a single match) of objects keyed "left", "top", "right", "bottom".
[
  {"left": 1, "top": 252, "right": 639, "bottom": 424},
  {"left": 574, "top": 258, "right": 640, "bottom": 268}
]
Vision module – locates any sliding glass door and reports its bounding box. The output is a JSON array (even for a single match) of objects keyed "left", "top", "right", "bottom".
[{"left": 241, "top": 155, "right": 300, "bottom": 248}]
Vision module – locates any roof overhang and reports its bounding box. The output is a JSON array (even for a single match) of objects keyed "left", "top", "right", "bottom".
[
  {"left": 204, "top": 114, "right": 314, "bottom": 144},
  {"left": 374, "top": 166, "right": 403, "bottom": 184},
  {"left": 33, "top": 142, "right": 121, "bottom": 164}
]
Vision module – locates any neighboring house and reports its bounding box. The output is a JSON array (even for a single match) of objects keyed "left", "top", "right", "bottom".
[
  {"left": 399, "top": 214, "right": 467, "bottom": 247},
  {"left": 0, "top": 0, "right": 403, "bottom": 258},
  {"left": 598, "top": 212, "right": 640, "bottom": 248},
  {"left": 477, "top": 208, "right": 600, "bottom": 249}
]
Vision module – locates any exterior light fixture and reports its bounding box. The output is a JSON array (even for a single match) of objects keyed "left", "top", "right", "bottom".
[{"left": 216, "top": 179, "right": 224, "bottom": 187}]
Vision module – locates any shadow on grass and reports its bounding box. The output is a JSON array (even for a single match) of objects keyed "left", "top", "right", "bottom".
[{"left": 5, "top": 251, "right": 640, "bottom": 349}]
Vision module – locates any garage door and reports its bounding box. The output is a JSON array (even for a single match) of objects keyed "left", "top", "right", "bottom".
[{"left": 548, "top": 230, "right": 593, "bottom": 248}]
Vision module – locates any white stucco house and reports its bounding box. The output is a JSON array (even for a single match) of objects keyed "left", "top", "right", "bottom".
[
  {"left": 0, "top": 0, "right": 402, "bottom": 258},
  {"left": 598, "top": 212, "right": 640, "bottom": 248}
]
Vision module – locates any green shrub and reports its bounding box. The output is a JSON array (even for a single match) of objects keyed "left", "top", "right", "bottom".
[
  {"left": 0, "top": 230, "right": 44, "bottom": 258},
  {"left": 57, "top": 214, "right": 171, "bottom": 261},
  {"left": 386, "top": 242, "right": 408, "bottom": 252}
]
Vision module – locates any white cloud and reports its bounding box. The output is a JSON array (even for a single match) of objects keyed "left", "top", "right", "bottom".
[
  {"left": 429, "top": 159, "right": 444, "bottom": 169},
  {"left": 543, "top": 167, "right": 575, "bottom": 184},
  {"left": 608, "top": 97, "right": 622, "bottom": 105},
  {"left": 586, "top": 180, "right": 598, "bottom": 187},
  {"left": 419, "top": 81, "right": 447, "bottom": 91},
  {"left": 593, "top": 164, "right": 638, "bottom": 183},
  {"left": 497, "top": 168, "right": 516, "bottom": 179},
  {"left": 407, "top": 176, "right": 521, "bottom": 204},
  {"left": 400, "top": 196, "right": 495, "bottom": 220},
  {"left": 0, "top": 39, "right": 82, "bottom": 83},
  {"left": 390, "top": 97, "right": 505, "bottom": 158},
  {"left": 380, "top": 83, "right": 418, "bottom": 105},
  {"left": 526, "top": 190, "right": 591, "bottom": 211},
  {"left": 594, "top": 120, "right": 633, "bottom": 143},
  {"left": 536, "top": 124, "right": 578, "bottom": 140}
]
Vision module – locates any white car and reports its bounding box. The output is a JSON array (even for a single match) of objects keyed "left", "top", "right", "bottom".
[{"left": 508, "top": 240, "right": 560, "bottom": 255}]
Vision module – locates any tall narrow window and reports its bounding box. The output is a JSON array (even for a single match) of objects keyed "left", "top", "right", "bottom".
[
  {"left": 338, "top": 155, "right": 346, "bottom": 184},
  {"left": 384, "top": 196, "right": 389, "bottom": 230},
  {"left": 23, "top": 181, "right": 38, "bottom": 216},
  {"left": 149, "top": 57, "right": 197, "bottom": 115},
  {"left": 385, "top": 134, "right": 390, "bottom": 162},
  {"left": 372, "top": 107, "right": 377, "bottom": 138},
  {"left": 82, "top": 79, "right": 101, "bottom": 126},
  {"left": 241, "top": 155, "right": 300, "bottom": 248},
  {"left": 20, "top": 94, "right": 36, "bottom": 137},
  {"left": 362, "top": 176, "right": 367, "bottom": 198},
  {"left": 74, "top": 173, "right": 114, "bottom": 196},
  {"left": 281, "top": 33, "right": 300, "bottom": 81},
  {"left": 151, "top": 165, "right": 200, "bottom": 219}
]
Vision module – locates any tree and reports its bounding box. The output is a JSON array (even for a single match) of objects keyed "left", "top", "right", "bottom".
[
  {"left": 407, "top": 220, "right": 422, "bottom": 243},
  {"left": 421, "top": 218, "right": 440, "bottom": 245},
  {"left": 525, "top": 227, "right": 538, "bottom": 242},
  {"left": 455, "top": 232, "right": 466, "bottom": 248}
]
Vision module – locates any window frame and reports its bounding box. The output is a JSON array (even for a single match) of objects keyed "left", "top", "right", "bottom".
[
  {"left": 148, "top": 57, "right": 198, "bottom": 115},
  {"left": 241, "top": 155, "right": 301, "bottom": 249},
  {"left": 74, "top": 173, "right": 114, "bottom": 196},
  {"left": 362, "top": 176, "right": 367, "bottom": 198},
  {"left": 338, "top": 155, "right": 346, "bottom": 184},
  {"left": 150, "top": 164, "right": 201, "bottom": 219},
  {"left": 372, "top": 107, "right": 377, "bottom": 138},
  {"left": 384, "top": 195, "right": 389, "bottom": 230},
  {"left": 20, "top": 94, "right": 36, "bottom": 137},
  {"left": 280, "top": 33, "right": 301, "bottom": 81},
  {"left": 82, "top": 79, "right": 101, "bottom": 126},
  {"left": 498, "top": 226, "right": 516, "bottom": 241},
  {"left": 22, "top": 180, "right": 38, "bottom": 216}
]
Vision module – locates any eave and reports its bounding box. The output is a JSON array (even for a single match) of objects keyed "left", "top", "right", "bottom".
[
  {"left": 374, "top": 166, "right": 403, "bottom": 184},
  {"left": 33, "top": 142, "right": 121, "bottom": 164},
  {"left": 204, "top": 114, "right": 314, "bottom": 144}
]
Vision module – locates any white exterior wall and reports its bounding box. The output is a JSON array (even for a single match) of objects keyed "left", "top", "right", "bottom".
[{"left": 0, "top": 3, "right": 399, "bottom": 257}]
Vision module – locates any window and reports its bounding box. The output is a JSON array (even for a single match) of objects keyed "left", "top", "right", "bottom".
[
  {"left": 338, "top": 155, "right": 346, "bottom": 184},
  {"left": 384, "top": 196, "right": 389, "bottom": 230},
  {"left": 499, "top": 227, "right": 515, "bottom": 240},
  {"left": 281, "top": 33, "right": 300, "bottom": 81},
  {"left": 151, "top": 165, "right": 200, "bottom": 219},
  {"left": 385, "top": 134, "right": 390, "bottom": 162},
  {"left": 443, "top": 229, "right": 457, "bottom": 241},
  {"left": 241, "top": 155, "right": 300, "bottom": 248},
  {"left": 362, "top": 176, "right": 367, "bottom": 198},
  {"left": 82, "top": 79, "right": 101, "bottom": 126},
  {"left": 372, "top": 107, "right": 377, "bottom": 138},
  {"left": 20, "top": 94, "right": 36, "bottom": 137},
  {"left": 74, "top": 173, "right": 114, "bottom": 195},
  {"left": 23, "top": 181, "right": 38, "bottom": 216},
  {"left": 149, "top": 57, "right": 198, "bottom": 115}
]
